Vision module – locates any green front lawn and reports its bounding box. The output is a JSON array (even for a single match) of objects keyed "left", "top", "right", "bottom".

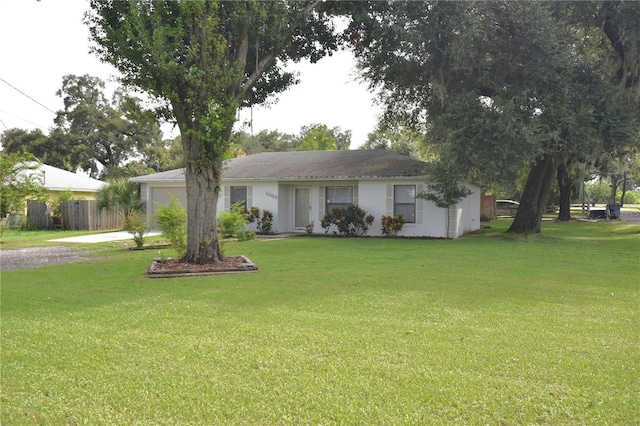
[{"left": 2, "top": 221, "right": 639, "bottom": 424}]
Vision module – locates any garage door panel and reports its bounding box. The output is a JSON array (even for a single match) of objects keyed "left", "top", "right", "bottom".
[{"left": 150, "top": 187, "right": 188, "bottom": 218}]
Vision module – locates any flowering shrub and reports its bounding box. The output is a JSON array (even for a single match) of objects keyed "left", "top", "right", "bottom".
[
  {"left": 320, "top": 204, "right": 374, "bottom": 237},
  {"left": 380, "top": 214, "right": 405, "bottom": 237},
  {"left": 246, "top": 207, "right": 274, "bottom": 234}
]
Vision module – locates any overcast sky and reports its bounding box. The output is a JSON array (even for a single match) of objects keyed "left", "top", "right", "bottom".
[{"left": 0, "top": 0, "right": 381, "bottom": 148}]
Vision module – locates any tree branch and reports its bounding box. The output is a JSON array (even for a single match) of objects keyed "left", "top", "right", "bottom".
[{"left": 235, "top": 0, "right": 323, "bottom": 103}]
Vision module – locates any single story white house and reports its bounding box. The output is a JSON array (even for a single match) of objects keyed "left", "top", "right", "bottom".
[{"left": 130, "top": 150, "right": 480, "bottom": 238}]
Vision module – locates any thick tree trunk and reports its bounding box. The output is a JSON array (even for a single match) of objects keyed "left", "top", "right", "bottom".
[
  {"left": 176, "top": 117, "right": 228, "bottom": 265},
  {"left": 609, "top": 173, "right": 620, "bottom": 205},
  {"left": 507, "top": 154, "right": 557, "bottom": 234},
  {"left": 620, "top": 172, "right": 628, "bottom": 207},
  {"left": 556, "top": 161, "right": 572, "bottom": 222},
  {"left": 183, "top": 161, "right": 225, "bottom": 264}
]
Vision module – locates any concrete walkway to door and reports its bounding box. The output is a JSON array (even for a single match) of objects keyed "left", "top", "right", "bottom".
[{"left": 49, "top": 230, "right": 162, "bottom": 243}]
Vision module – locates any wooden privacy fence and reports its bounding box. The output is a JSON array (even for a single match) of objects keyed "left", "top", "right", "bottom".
[{"left": 27, "top": 200, "right": 124, "bottom": 231}]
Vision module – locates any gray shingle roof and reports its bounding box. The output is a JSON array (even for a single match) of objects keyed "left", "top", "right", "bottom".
[{"left": 130, "top": 150, "right": 427, "bottom": 183}]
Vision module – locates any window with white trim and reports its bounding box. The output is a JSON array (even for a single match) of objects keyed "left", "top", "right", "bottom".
[
  {"left": 230, "top": 186, "right": 248, "bottom": 208},
  {"left": 326, "top": 186, "right": 353, "bottom": 211},
  {"left": 394, "top": 185, "right": 416, "bottom": 223}
]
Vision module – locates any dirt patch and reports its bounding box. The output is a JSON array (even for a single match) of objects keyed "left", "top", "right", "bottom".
[{"left": 0, "top": 246, "right": 95, "bottom": 271}]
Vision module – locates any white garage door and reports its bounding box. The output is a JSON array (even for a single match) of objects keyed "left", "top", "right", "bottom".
[{"left": 150, "top": 187, "right": 188, "bottom": 218}]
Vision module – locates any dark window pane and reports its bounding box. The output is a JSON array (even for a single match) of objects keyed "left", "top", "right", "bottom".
[{"left": 230, "top": 186, "right": 247, "bottom": 208}]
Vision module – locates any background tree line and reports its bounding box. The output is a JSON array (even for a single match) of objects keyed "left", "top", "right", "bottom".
[
  {"left": 0, "top": 74, "right": 357, "bottom": 179},
  {"left": 344, "top": 1, "right": 639, "bottom": 231}
]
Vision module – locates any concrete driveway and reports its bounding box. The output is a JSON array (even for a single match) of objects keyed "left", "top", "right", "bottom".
[{"left": 49, "top": 230, "right": 162, "bottom": 243}]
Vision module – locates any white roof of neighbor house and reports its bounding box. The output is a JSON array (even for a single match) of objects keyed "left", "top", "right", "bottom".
[
  {"left": 130, "top": 150, "right": 428, "bottom": 183},
  {"left": 35, "top": 163, "right": 106, "bottom": 192}
]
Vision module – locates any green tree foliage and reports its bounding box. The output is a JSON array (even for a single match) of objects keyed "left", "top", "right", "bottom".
[
  {"left": 124, "top": 213, "right": 150, "bottom": 248},
  {"left": 558, "top": 2, "right": 640, "bottom": 96},
  {"left": 51, "top": 188, "right": 80, "bottom": 217},
  {"left": 54, "top": 74, "right": 164, "bottom": 178},
  {"left": 231, "top": 130, "right": 299, "bottom": 155},
  {"left": 360, "top": 120, "right": 433, "bottom": 160},
  {"left": 347, "top": 1, "right": 639, "bottom": 234},
  {"left": 0, "top": 152, "right": 46, "bottom": 217},
  {"left": 296, "top": 123, "right": 352, "bottom": 151},
  {"left": 234, "top": 125, "right": 353, "bottom": 155},
  {"left": 154, "top": 195, "right": 188, "bottom": 258},
  {"left": 416, "top": 160, "right": 472, "bottom": 239},
  {"left": 1, "top": 76, "right": 176, "bottom": 179},
  {"left": 297, "top": 123, "right": 339, "bottom": 151},
  {"left": 86, "top": 0, "right": 338, "bottom": 263},
  {"left": 104, "top": 136, "right": 185, "bottom": 179},
  {"left": 217, "top": 202, "right": 252, "bottom": 241},
  {"left": 0, "top": 129, "right": 81, "bottom": 172},
  {"left": 96, "top": 178, "right": 145, "bottom": 228},
  {"left": 333, "top": 126, "right": 352, "bottom": 151}
]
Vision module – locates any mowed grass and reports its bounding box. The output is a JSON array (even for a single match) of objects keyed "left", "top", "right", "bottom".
[{"left": 1, "top": 221, "right": 639, "bottom": 424}]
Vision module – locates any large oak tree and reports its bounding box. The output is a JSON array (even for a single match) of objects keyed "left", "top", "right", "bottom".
[
  {"left": 86, "top": 0, "right": 337, "bottom": 263},
  {"left": 346, "top": 1, "right": 639, "bottom": 234},
  {"left": 54, "top": 74, "right": 164, "bottom": 178}
]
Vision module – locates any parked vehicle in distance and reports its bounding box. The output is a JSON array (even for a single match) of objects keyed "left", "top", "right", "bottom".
[{"left": 496, "top": 199, "right": 520, "bottom": 217}]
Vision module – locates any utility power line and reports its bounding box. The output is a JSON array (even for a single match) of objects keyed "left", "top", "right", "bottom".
[
  {"left": 0, "top": 108, "right": 50, "bottom": 130},
  {"left": 0, "top": 77, "right": 57, "bottom": 114}
]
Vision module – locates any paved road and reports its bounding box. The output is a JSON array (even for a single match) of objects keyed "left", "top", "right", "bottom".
[{"left": 620, "top": 210, "right": 640, "bottom": 225}]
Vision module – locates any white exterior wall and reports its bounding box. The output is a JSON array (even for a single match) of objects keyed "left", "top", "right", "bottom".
[
  {"left": 358, "top": 179, "right": 449, "bottom": 238},
  {"left": 450, "top": 183, "right": 481, "bottom": 238},
  {"left": 143, "top": 178, "right": 480, "bottom": 238},
  {"left": 218, "top": 180, "right": 281, "bottom": 230},
  {"left": 273, "top": 180, "right": 359, "bottom": 233}
]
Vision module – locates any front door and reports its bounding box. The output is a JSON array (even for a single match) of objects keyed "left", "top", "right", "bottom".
[{"left": 294, "top": 187, "right": 310, "bottom": 228}]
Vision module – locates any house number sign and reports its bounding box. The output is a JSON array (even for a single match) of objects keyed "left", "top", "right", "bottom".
[{"left": 266, "top": 191, "right": 278, "bottom": 200}]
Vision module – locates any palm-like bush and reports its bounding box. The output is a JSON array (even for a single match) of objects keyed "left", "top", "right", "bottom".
[{"left": 96, "top": 178, "right": 145, "bottom": 228}]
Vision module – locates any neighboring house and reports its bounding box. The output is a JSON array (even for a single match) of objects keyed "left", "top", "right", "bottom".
[
  {"left": 37, "top": 163, "right": 106, "bottom": 200},
  {"left": 130, "top": 150, "right": 481, "bottom": 238}
]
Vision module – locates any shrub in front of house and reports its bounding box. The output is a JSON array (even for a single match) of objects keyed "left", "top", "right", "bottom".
[
  {"left": 124, "top": 213, "right": 150, "bottom": 248},
  {"left": 246, "top": 207, "right": 274, "bottom": 235},
  {"left": 321, "top": 204, "right": 374, "bottom": 237},
  {"left": 380, "top": 214, "right": 405, "bottom": 237},
  {"left": 154, "top": 196, "right": 187, "bottom": 258},
  {"left": 218, "top": 202, "right": 254, "bottom": 241}
]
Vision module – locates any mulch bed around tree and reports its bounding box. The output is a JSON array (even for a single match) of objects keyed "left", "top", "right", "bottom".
[{"left": 148, "top": 255, "right": 257, "bottom": 278}]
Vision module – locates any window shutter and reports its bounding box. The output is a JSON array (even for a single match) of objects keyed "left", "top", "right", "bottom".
[
  {"left": 386, "top": 185, "right": 393, "bottom": 216},
  {"left": 353, "top": 185, "right": 358, "bottom": 206},
  {"left": 318, "top": 186, "right": 325, "bottom": 219},
  {"left": 416, "top": 184, "right": 423, "bottom": 224},
  {"left": 223, "top": 186, "right": 230, "bottom": 210},
  {"left": 247, "top": 186, "right": 253, "bottom": 208}
]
